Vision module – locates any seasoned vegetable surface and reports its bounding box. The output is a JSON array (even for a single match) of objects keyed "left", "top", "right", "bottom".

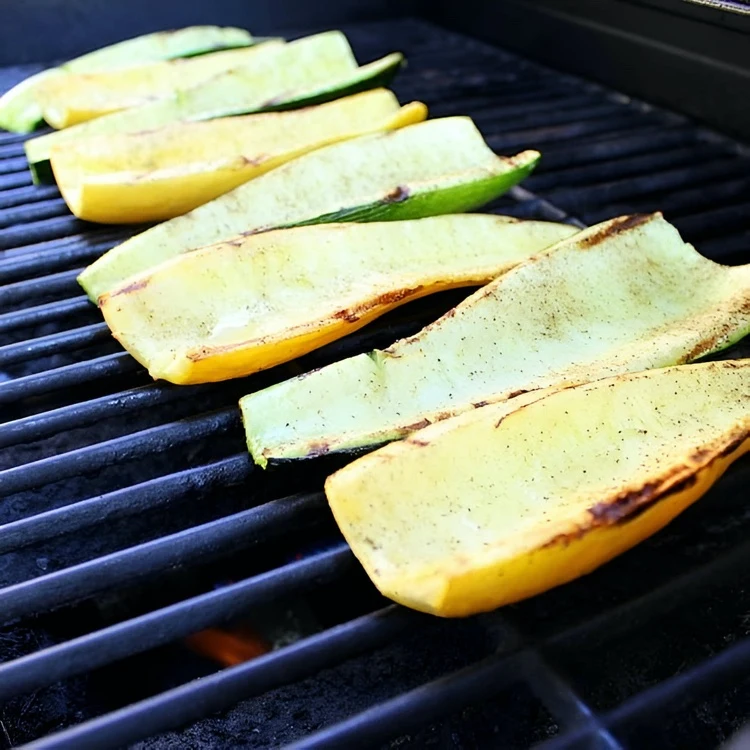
[{"left": 326, "top": 360, "right": 750, "bottom": 616}]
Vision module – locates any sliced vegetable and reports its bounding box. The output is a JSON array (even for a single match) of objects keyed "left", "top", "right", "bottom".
[
  {"left": 240, "top": 213, "right": 750, "bottom": 467},
  {"left": 99, "top": 215, "right": 577, "bottom": 384},
  {"left": 37, "top": 43, "right": 285, "bottom": 129},
  {"left": 0, "top": 26, "right": 256, "bottom": 134},
  {"left": 25, "top": 31, "right": 404, "bottom": 184},
  {"left": 52, "top": 89, "right": 427, "bottom": 224},
  {"left": 78, "top": 116, "right": 540, "bottom": 301},
  {"left": 325, "top": 360, "right": 750, "bottom": 617}
]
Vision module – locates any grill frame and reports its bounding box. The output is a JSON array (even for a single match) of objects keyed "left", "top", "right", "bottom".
[{"left": 1, "top": 16, "right": 749, "bottom": 750}]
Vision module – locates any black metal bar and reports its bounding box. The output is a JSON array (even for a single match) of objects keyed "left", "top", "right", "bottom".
[
  {"left": 0, "top": 198, "right": 67, "bottom": 230},
  {"left": 0, "top": 172, "right": 31, "bottom": 190},
  {"left": 537, "top": 635, "right": 750, "bottom": 750},
  {"left": 0, "top": 235, "right": 119, "bottom": 282},
  {"left": 0, "top": 351, "right": 141, "bottom": 405},
  {"left": 0, "top": 539, "right": 350, "bottom": 703},
  {"left": 0, "top": 155, "right": 27, "bottom": 174},
  {"left": 287, "top": 648, "right": 526, "bottom": 750},
  {"left": 0, "top": 184, "right": 58, "bottom": 210},
  {"left": 0, "top": 381, "right": 194, "bottom": 448},
  {"left": 0, "top": 295, "right": 92, "bottom": 334},
  {"left": 0, "top": 267, "right": 81, "bottom": 305},
  {"left": 0, "top": 489, "right": 335, "bottom": 628},
  {"left": 0, "top": 406, "right": 240, "bottom": 496},
  {"left": 0, "top": 216, "right": 90, "bottom": 251},
  {"left": 537, "top": 128, "right": 696, "bottom": 171},
  {"left": 0, "top": 455, "right": 251, "bottom": 555},
  {"left": 527, "top": 143, "right": 726, "bottom": 191},
  {"left": 0, "top": 322, "right": 109, "bottom": 367},
  {"left": 25, "top": 606, "right": 420, "bottom": 750}
]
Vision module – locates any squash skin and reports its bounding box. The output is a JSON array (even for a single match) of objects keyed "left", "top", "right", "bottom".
[
  {"left": 98, "top": 216, "right": 577, "bottom": 384},
  {"left": 36, "top": 44, "right": 285, "bottom": 129},
  {"left": 324, "top": 361, "right": 750, "bottom": 617},
  {"left": 241, "top": 213, "right": 750, "bottom": 466},
  {"left": 25, "top": 31, "right": 404, "bottom": 184},
  {"left": 51, "top": 90, "right": 427, "bottom": 224},
  {"left": 0, "top": 26, "right": 256, "bottom": 134},
  {"left": 77, "top": 117, "right": 540, "bottom": 301}
]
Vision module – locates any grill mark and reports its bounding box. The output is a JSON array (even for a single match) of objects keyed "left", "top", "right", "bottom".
[
  {"left": 108, "top": 277, "right": 149, "bottom": 297},
  {"left": 578, "top": 213, "right": 655, "bottom": 248},
  {"left": 333, "top": 286, "right": 423, "bottom": 324},
  {"left": 383, "top": 185, "right": 410, "bottom": 203}
]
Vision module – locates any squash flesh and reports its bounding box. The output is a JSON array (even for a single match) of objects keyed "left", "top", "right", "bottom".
[
  {"left": 325, "top": 360, "right": 750, "bottom": 617},
  {"left": 99, "top": 215, "right": 578, "bottom": 384},
  {"left": 241, "top": 213, "right": 750, "bottom": 465},
  {"left": 51, "top": 90, "right": 428, "bottom": 223},
  {"left": 24, "top": 32, "right": 401, "bottom": 180},
  {"left": 36, "top": 44, "right": 285, "bottom": 128},
  {"left": 0, "top": 26, "right": 256, "bottom": 133},
  {"left": 78, "top": 117, "right": 540, "bottom": 301}
]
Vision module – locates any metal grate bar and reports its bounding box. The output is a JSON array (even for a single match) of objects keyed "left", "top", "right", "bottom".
[
  {"left": 0, "top": 544, "right": 352, "bottom": 702},
  {"left": 26, "top": 606, "right": 420, "bottom": 750},
  {"left": 0, "top": 183, "right": 59, "bottom": 210},
  {"left": 539, "top": 635, "right": 750, "bottom": 749},
  {"left": 0, "top": 236, "right": 119, "bottom": 281},
  {"left": 537, "top": 128, "right": 697, "bottom": 171},
  {"left": 0, "top": 198, "right": 68, "bottom": 229},
  {"left": 0, "top": 155, "right": 27, "bottom": 174},
  {"left": 286, "top": 647, "right": 528, "bottom": 750},
  {"left": 0, "top": 407, "right": 240, "bottom": 496},
  {"left": 0, "top": 216, "right": 92, "bottom": 251},
  {"left": 0, "top": 381, "right": 198, "bottom": 448},
  {"left": 0, "top": 489, "right": 337, "bottom": 628},
  {"left": 0, "top": 267, "right": 81, "bottom": 306},
  {"left": 0, "top": 322, "right": 109, "bottom": 366},
  {"left": 0, "top": 351, "right": 140, "bottom": 405},
  {"left": 0, "top": 295, "right": 92, "bottom": 334},
  {"left": 527, "top": 144, "right": 727, "bottom": 191},
  {"left": 284, "top": 531, "right": 750, "bottom": 750},
  {"left": 0, "top": 455, "right": 252, "bottom": 555}
]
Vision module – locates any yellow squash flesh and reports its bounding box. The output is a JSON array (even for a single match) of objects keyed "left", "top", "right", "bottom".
[
  {"left": 99, "top": 215, "right": 578, "bottom": 384},
  {"left": 326, "top": 360, "right": 750, "bottom": 617},
  {"left": 35, "top": 43, "right": 285, "bottom": 128},
  {"left": 51, "top": 90, "right": 427, "bottom": 224}
]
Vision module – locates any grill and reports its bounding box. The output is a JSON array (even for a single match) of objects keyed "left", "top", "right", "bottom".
[{"left": 1, "top": 14, "right": 750, "bottom": 750}]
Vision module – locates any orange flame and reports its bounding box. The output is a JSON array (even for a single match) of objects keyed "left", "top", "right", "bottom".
[{"left": 185, "top": 626, "right": 270, "bottom": 667}]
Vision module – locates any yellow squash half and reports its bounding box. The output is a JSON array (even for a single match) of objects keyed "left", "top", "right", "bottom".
[
  {"left": 100, "top": 215, "right": 577, "bottom": 384},
  {"left": 51, "top": 89, "right": 427, "bottom": 224},
  {"left": 35, "top": 43, "right": 286, "bottom": 129},
  {"left": 326, "top": 360, "right": 750, "bottom": 617}
]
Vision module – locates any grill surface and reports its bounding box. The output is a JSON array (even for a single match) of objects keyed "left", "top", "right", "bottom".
[{"left": 1, "top": 17, "right": 750, "bottom": 750}]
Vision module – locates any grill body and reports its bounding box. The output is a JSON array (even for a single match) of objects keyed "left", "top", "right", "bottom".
[{"left": 0, "top": 15, "right": 749, "bottom": 750}]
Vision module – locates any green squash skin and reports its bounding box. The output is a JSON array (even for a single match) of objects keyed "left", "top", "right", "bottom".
[
  {"left": 259, "top": 54, "right": 404, "bottom": 112},
  {"left": 77, "top": 152, "right": 539, "bottom": 302},
  {"left": 27, "top": 53, "right": 405, "bottom": 185},
  {"left": 287, "top": 156, "right": 541, "bottom": 226},
  {"left": 0, "top": 27, "right": 258, "bottom": 134}
]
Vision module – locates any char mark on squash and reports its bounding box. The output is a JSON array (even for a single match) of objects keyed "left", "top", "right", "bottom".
[
  {"left": 334, "top": 287, "right": 423, "bottom": 323},
  {"left": 578, "top": 213, "right": 654, "bottom": 248},
  {"left": 589, "top": 474, "right": 699, "bottom": 525},
  {"left": 383, "top": 185, "right": 410, "bottom": 203},
  {"left": 108, "top": 277, "right": 150, "bottom": 297}
]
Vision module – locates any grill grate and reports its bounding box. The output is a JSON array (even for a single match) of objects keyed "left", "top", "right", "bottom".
[{"left": 1, "top": 18, "right": 749, "bottom": 750}]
